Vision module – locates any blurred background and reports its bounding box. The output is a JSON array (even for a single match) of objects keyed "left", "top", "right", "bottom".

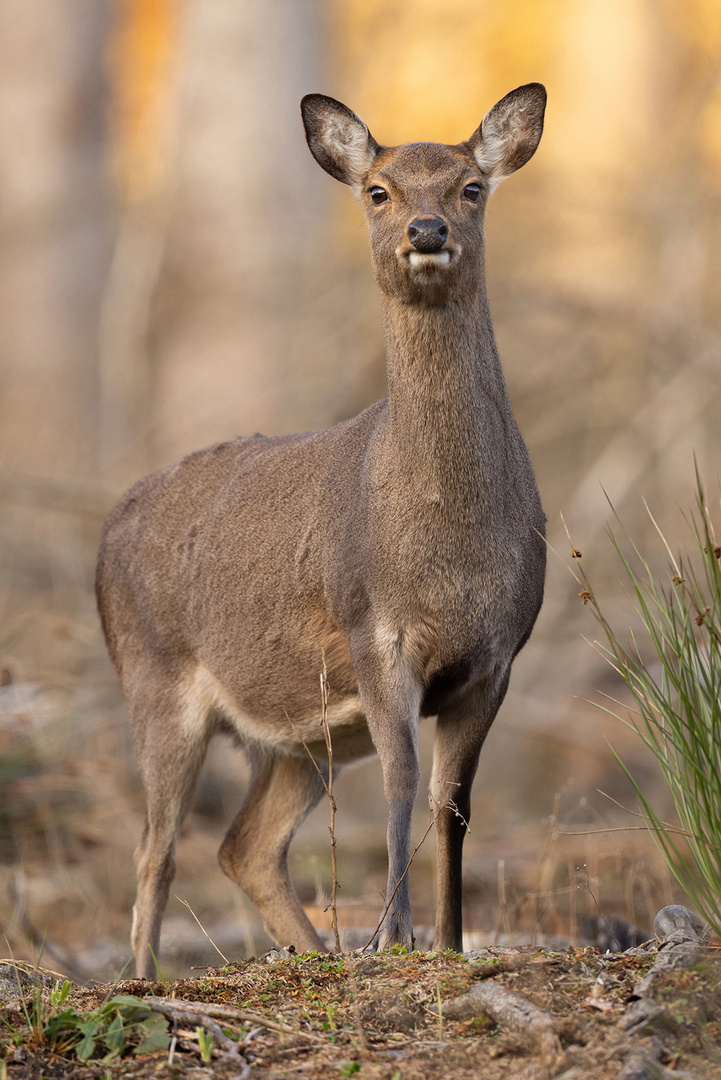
[{"left": 2, "top": 0, "right": 721, "bottom": 979}]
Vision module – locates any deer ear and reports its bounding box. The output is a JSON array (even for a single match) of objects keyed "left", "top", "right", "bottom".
[
  {"left": 301, "top": 94, "right": 381, "bottom": 190},
  {"left": 467, "top": 83, "right": 546, "bottom": 191}
]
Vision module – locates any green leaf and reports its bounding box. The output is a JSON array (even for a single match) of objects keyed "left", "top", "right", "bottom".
[
  {"left": 50, "top": 980, "right": 72, "bottom": 1007},
  {"left": 107, "top": 994, "right": 150, "bottom": 1014},
  {"left": 104, "top": 1012, "right": 125, "bottom": 1053},
  {"left": 75, "top": 1020, "right": 99, "bottom": 1062},
  {"left": 134, "top": 1014, "right": 170, "bottom": 1056}
]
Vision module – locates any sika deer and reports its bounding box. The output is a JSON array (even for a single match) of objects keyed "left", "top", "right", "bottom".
[{"left": 97, "top": 84, "right": 547, "bottom": 977}]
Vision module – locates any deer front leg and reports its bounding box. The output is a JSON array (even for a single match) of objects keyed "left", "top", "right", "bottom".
[
  {"left": 430, "top": 675, "right": 510, "bottom": 951},
  {"left": 358, "top": 665, "right": 421, "bottom": 950},
  {"left": 378, "top": 720, "right": 421, "bottom": 949}
]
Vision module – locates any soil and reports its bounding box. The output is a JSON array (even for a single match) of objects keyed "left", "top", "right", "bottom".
[{"left": 2, "top": 944, "right": 721, "bottom": 1080}]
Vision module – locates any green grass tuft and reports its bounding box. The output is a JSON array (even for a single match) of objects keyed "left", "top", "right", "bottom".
[{"left": 571, "top": 466, "right": 721, "bottom": 935}]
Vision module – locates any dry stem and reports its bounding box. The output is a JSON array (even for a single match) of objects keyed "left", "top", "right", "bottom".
[
  {"left": 285, "top": 657, "right": 341, "bottom": 952},
  {"left": 319, "top": 660, "right": 342, "bottom": 953},
  {"left": 175, "top": 895, "right": 230, "bottom": 966},
  {"left": 576, "top": 864, "right": 621, "bottom": 951}
]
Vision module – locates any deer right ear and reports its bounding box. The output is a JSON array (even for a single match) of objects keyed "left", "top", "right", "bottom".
[
  {"left": 468, "top": 83, "right": 546, "bottom": 192},
  {"left": 301, "top": 95, "right": 381, "bottom": 191}
]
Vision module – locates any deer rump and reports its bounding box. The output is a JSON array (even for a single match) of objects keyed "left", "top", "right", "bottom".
[{"left": 97, "top": 84, "right": 547, "bottom": 977}]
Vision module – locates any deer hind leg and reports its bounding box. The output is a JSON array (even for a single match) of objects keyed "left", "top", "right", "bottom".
[
  {"left": 430, "top": 673, "right": 510, "bottom": 951},
  {"left": 218, "top": 751, "right": 329, "bottom": 953},
  {"left": 129, "top": 680, "right": 211, "bottom": 979}
]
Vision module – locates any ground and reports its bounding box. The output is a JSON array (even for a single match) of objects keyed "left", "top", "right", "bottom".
[{"left": 2, "top": 945, "right": 721, "bottom": 1079}]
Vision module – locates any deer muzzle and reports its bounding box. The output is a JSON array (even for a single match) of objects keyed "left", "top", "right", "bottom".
[
  {"left": 408, "top": 216, "right": 448, "bottom": 253},
  {"left": 401, "top": 216, "right": 459, "bottom": 276}
]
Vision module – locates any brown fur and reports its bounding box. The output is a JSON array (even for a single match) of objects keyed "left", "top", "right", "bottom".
[{"left": 97, "top": 84, "right": 547, "bottom": 977}]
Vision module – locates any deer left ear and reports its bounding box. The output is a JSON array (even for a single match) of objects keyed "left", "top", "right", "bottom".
[
  {"left": 301, "top": 94, "right": 381, "bottom": 192},
  {"left": 467, "top": 83, "right": 546, "bottom": 191}
]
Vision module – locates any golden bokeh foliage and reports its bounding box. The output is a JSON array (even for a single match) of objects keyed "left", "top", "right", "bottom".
[
  {"left": 335, "top": 0, "right": 558, "bottom": 141},
  {"left": 105, "top": 0, "right": 178, "bottom": 203},
  {"left": 336, "top": 0, "right": 721, "bottom": 170}
]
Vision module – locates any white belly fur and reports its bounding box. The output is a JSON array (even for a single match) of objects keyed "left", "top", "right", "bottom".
[{"left": 179, "top": 664, "right": 375, "bottom": 763}]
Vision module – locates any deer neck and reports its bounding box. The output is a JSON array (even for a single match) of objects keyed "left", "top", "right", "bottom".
[{"left": 379, "top": 287, "right": 517, "bottom": 496}]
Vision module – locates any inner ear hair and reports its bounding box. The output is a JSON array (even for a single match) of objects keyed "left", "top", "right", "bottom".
[
  {"left": 301, "top": 94, "right": 380, "bottom": 188},
  {"left": 468, "top": 82, "right": 546, "bottom": 188}
]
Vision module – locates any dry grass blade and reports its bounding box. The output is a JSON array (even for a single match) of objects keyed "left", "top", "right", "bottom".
[{"left": 174, "top": 896, "right": 230, "bottom": 966}]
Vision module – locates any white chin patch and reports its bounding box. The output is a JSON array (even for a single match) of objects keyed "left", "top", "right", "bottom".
[{"left": 408, "top": 250, "right": 451, "bottom": 271}]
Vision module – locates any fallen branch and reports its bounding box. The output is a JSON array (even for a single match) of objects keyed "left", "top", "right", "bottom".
[
  {"left": 433, "top": 980, "right": 562, "bottom": 1067},
  {"left": 144, "top": 997, "right": 327, "bottom": 1042},
  {"left": 616, "top": 905, "right": 713, "bottom": 1080},
  {"left": 143, "top": 997, "right": 250, "bottom": 1077},
  {"left": 630, "top": 905, "right": 712, "bottom": 1002}
]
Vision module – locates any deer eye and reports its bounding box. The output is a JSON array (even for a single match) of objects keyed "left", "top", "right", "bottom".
[
  {"left": 462, "top": 183, "right": 481, "bottom": 203},
  {"left": 370, "top": 186, "right": 388, "bottom": 205}
]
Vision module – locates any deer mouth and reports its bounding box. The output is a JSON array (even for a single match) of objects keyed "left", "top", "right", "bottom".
[
  {"left": 398, "top": 247, "right": 459, "bottom": 280},
  {"left": 408, "top": 250, "right": 451, "bottom": 270}
]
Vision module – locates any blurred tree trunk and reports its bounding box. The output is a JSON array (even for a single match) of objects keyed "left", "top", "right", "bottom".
[
  {"left": 98, "top": 0, "right": 179, "bottom": 477},
  {"left": 0, "top": 0, "right": 112, "bottom": 477},
  {"left": 143, "top": 0, "right": 331, "bottom": 472}
]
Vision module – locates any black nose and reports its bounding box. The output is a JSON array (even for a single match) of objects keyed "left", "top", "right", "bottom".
[{"left": 408, "top": 217, "right": 448, "bottom": 253}]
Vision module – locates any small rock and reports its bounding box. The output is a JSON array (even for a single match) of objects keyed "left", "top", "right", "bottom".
[
  {"left": 261, "top": 945, "right": 297, "bottom": 963},
  {"left": 0, "top": 961, "right": 68, "bottom": 997},
  {"left": 653, "top": 905, "right": 707, "bottom": 943}
]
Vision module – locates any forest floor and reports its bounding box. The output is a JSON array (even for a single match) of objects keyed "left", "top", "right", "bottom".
[{"left": 3, "top": 939, "right": 721, "bottom": 1080}]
